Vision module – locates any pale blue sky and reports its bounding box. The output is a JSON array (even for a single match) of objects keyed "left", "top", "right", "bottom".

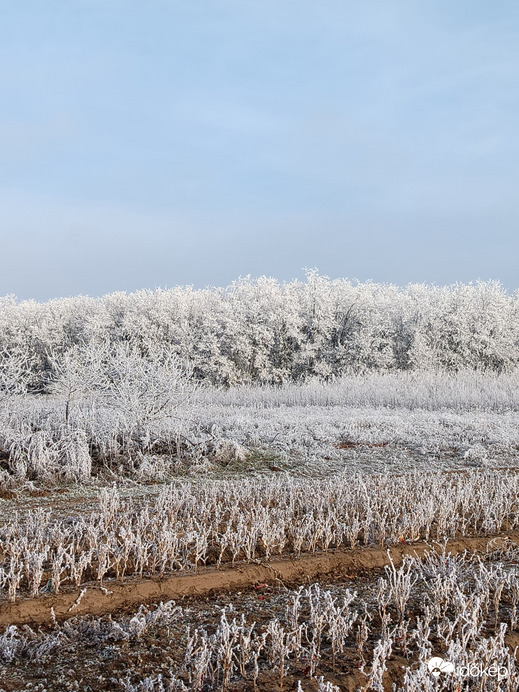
[{"left": 1, "top": 1, "right": 518, "bottom": 299}]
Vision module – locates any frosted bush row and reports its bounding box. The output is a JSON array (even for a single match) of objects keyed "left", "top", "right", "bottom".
[
  {"left": 2, "top": 550, "right": 519, "bottom": 691},
  {"left": 1, "top": 470, "right": 518, "bottom": 601},
  {"left": 2, "top": 275, "right": 519, "bottom": 389},
  {"left": 198, "top": 369, "right": 519, "bottom": 412}
]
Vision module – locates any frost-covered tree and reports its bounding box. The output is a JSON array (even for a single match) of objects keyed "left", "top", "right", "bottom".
[
  {"left": 48, "top": 343, "right": 107, "bottom": 424},
  {"left": 101, "top": 344, "right": 196, "bottom": 434},
  {"left": 49, "top": 342, "right": 196, "bottom": 432}
]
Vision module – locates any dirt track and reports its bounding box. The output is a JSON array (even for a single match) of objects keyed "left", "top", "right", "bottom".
[{"left": 1, "top": 531, "right": 516, "bottom": 628}]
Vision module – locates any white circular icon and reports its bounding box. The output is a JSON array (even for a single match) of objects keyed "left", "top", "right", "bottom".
[{"left": 428, "top": 657, "right": 455, "bottom": 677}]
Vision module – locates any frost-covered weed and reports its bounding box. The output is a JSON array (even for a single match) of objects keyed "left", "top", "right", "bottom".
[
  {"left": 2, "top": 551, "right": 519, "bottom": 691},
  {"left": 1, "top": 471, "right": 518, "bottom": 601},
  {"left": 119, "top": 675, "right": 189, "bottom": 691}
]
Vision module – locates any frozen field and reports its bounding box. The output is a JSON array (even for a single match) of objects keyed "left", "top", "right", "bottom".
[{"left": 2, "top": 281, "right": 519, "bottom": 689}]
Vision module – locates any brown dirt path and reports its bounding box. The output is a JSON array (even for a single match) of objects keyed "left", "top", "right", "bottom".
[{"left": 1, "top": 531, "right": 516, "bottom": 628}]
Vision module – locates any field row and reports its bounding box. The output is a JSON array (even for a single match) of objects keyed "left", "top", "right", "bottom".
[
  {"left": 1, "top": 470, "right": 518, "bottom": 602},
  {"left": 1, "top": 546, "right": 519, "bottom": 690}
]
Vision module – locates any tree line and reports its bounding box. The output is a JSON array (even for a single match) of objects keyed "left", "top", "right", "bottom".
[{"left": 1, "top": 272, "right": 518, "bottom": 391}]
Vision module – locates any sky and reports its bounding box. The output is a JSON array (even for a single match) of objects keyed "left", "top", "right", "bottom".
[{"left": 1, "top": 0, "right": 518, "bottom": 300}]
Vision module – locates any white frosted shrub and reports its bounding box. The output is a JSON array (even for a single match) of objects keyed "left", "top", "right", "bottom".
[{"left": 58, "top": 428, "right": 92, "bottom": 481}]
